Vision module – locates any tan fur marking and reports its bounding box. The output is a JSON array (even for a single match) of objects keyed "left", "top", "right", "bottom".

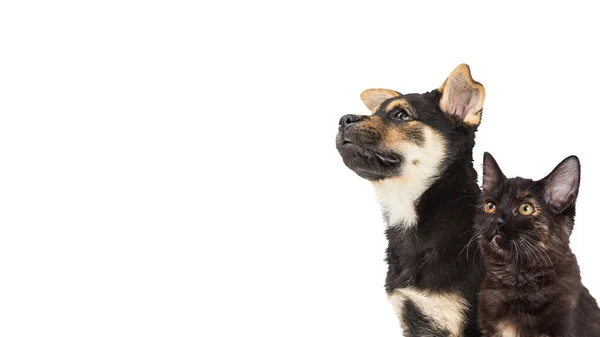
[
  {"left": 358, "top": 115, "right": 384, "bottom": 128},
  {"left": 570, "top": 297, "right": 578, "bottom": 308},
  {"left": 530, "top": 199, "right": 543, "bottom": 217},
  {"left": 564, "top": 222, "right": 573, "bottom": 237},
  {"left": 372, "top": 126, "right": 446, "bottom": 227},
  {"left": 382, "top": 121, "right": 423, "bottom": 148},
  {"left": 384, "top": 99, "right": 412, "bottom": 113},
  {"left": 533, "top": 220, "right": 549, "bottom": 248},
  {"left": 360, "top": 88, "right": 400, "bottom": 112},
  {"left": 464, "top": 111, "right": 482, "bottom": 125},
  {"left": 388, "top": 288, "right": 469, "bottom": 337}
]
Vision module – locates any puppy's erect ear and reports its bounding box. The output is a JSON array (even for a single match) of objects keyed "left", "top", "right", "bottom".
[
  {"left": 439, "top": 64, "right": 486, "bottom": 126},
  {"left": 360, "top": 89, "right": 400, "bottom": 112},
  {"left": 543, "top": 156, "right": 581, "bottom": 214},
  {"left": 482, "top": 152, "right": 505, "bottom": 191}
]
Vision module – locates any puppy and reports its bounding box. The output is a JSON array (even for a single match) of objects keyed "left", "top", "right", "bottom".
[{"left": 336, "top": 64, "right": 485, "bottom": 337}]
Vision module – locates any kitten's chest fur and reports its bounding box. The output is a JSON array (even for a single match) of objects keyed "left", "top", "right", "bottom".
[{"left": 479, "top": 257, "right": 600, "bottom": 337}]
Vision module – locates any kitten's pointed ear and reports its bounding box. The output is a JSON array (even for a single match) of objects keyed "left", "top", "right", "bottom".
[
  {"left": 360, "top": 89, "right": 400, "bottom": 112},
  {"left": 439, "top": 64, "right": 486, "bottom": 126},
  {"left": 482, "top": 152, "right": 505, "bottom": 191},
  {"left": 543, "top": 156, "right": 581, "bottom": 214}
]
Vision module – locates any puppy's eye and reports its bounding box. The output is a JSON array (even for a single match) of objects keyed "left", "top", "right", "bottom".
[
  {"left": 390, "top": 109, "right": 412, "bottom": 121},
  {"left": 518, "top": 203, "right": 534, "bottom": 216},
  {"left": 483, "top": 202, "right": 496, "bottom": 214}
]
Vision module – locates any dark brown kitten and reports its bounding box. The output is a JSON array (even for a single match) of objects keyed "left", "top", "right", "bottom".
[{"left": 475, "top": 153, "right": 600, "bottom": 337}]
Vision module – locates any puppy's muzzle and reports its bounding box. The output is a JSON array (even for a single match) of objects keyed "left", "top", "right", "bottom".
[{"left": 339, "top": 114, "right": 362, "bottom": 130}]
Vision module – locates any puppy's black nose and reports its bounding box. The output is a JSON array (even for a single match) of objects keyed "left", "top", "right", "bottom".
[{"left": 339, "top": 114, "right": 361, "bottom": 128}]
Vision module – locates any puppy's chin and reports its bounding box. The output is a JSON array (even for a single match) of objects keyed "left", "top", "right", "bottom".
[
  {"left": 336, "top": 135, "right": 402, "bottom": 181},
  {"left": 350, "top": 167, "right": 390, "bottom": 181}
]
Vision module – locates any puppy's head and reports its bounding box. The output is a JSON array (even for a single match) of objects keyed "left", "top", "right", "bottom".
[{"left": 336, "top": 64, "right": 485, "bottom": 182}]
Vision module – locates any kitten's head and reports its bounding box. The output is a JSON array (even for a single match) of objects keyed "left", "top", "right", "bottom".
[{"left": 475, "top": 153, "right": 580, "bottom": 262}]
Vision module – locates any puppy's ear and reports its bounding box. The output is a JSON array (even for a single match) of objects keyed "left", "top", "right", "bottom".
[
  {"left": 439, "top": 64, "right": 485, "bottom": 126},
  {"left": 543, "top": 156, "right": 581, "bottom": 214},
  {"left": 482, "top": 152, "right": 505, "bottom": 191},
  {"left": 360, "top": 89, "right": 400, "bottom": 112}
]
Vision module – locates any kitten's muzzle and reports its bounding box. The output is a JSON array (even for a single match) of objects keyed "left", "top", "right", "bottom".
[
  {"left": 492, "top": 217, "right": 505, "bottom": 227},
  {"left": 490, "top": 230, "right": 508, "bottom": 246},
  {"left": 489, "top": 217, "right": 505, "bottom": 243}
]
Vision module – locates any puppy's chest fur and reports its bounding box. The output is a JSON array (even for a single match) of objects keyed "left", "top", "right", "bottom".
[
  {"left": 381, "top": 176, "right": 483, "bottom": 336},
  {"left": 388, "top": 288, "right": 469, "bottom": 337}
]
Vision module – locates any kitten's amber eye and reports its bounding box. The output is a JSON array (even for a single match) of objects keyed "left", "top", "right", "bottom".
[
  {"left": 483, "top": 202, "right": 496, "bottom": 214},
  {"left": 519, "top": 203, "right": 534, "bottom": 216}
]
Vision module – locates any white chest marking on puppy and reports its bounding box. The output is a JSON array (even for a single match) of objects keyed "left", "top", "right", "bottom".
[
  {"left": 373, "top": 127, "right": 446, "bottom": 228},
  {"left": 388, "top": 288, "right": 468, "bottom": 337}
]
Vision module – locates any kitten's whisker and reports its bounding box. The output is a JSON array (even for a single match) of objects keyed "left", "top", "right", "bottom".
[
  {"left": 460, "top": 233, "right": 479, "bottom": 261},
  {"left": 524, "top": 236, "right": 553, "bottom": 270},
  {"left": 521, "top": 236, "right": 554, "bottom": 288},
  {"left": 521, "top": 238, "right": 547, "bottom": 273},
  {"left": 472, "top": 234, "right": 480, "bottom": 270},
  {"left": 511, "top": 241, "right": 521, "bottom": 286},
  {"left": 523, "top": 238, "right": 550, "bottom": 289},
  {"left": 509, "top": 241, "right": 518, "bottom": 275},
  {"left": 521, "top": 238, "right": 544, "bottom": 268},
  {"left": 520, "top": 238, "right": 549, "bottom": 289},
  {"left": 516, "top": 242, "right": 522, "bottom": 267},
  {"left": 457, "top": 228, "right": 476, "bottom": 238}
]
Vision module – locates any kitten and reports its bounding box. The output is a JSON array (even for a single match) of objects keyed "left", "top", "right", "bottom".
[{"left": 475, "top": 153, "right": 600, "bottom": 337}]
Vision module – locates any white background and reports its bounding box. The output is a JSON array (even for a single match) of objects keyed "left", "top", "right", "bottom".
[{"left": 1, "top": 1, "right": 599, "bottom": 336}]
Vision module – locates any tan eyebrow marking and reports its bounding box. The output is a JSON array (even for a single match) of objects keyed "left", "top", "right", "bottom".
[
  {"left": 385, "top": 99, "right": 415, "bottom": 117},
  {"left": 384, "top": 99, "right": 413, "bottom": 114}
]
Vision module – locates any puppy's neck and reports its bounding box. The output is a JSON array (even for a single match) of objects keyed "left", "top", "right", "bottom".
[
  {"left": 372, "top": 127, "right": 449, "bottom": 228},
  {"left": 373, "top": 150, "right": 477, "bottom": 229},
  {"left": 373, "top": 174, "right": 436, "bottom": 229},
  {"left": 373, "top": 166, "right": 445, "bottom": 229}
]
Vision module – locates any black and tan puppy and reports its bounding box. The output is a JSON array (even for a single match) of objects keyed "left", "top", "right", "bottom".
[{"left": 336, "top": 64, "right": 485, "bottom": 337}]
